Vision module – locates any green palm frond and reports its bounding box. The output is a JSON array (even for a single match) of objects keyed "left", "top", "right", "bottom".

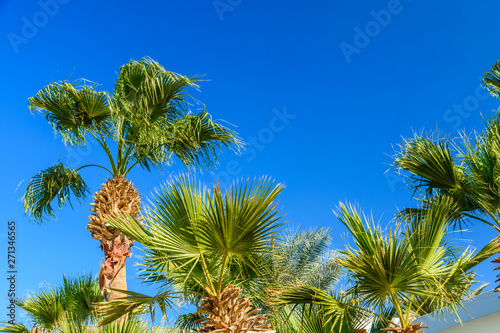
[
  {"left": 392, "top": 110, "right": 500, "bottom": 232},
  {"left": 96, "top": 288, "right": 178, "bottom": 325},
  {"left": 16, "top": 286, "right": 66, "bottom": 330},
  {"left": 126, "top": 108, "right": 241, "bottom": 172},
  {"left": 175, "top": 312, "right": 202, "bottom": 332},
  {"left": 0, "top": 322, "right": 31, "bottom": 333},
  {"left": 336, "top": 198, "right": 497, "bottom": 329},
  {"left": 13, "top": 274, "right": 102, "bottom": 332},
  {"left": 398, "top": 191, "right": 481, "bottom": 231},
  {"left": 393, "top": 134, "right": 467, "bottom": 195},
  {"left": 268, "top": 228, "right": 342, "bottom": 290},
  {"left": 55, "top": 316, "right": 178, "bottom": 333},
  {"left": 272, "top": 285, "right": 368, "bottom": 333},
  {"left": 483, "top": 59, "right": 500, "bottom": 99},
  {"left": 23, "top": 163, "right": 89, "bottom": 223},
  {"left": 28, "top": 80, "right": 111, "bottom": 146},
  {"left": 107, "top": 174, "right": 285, "bottom": 296},
  {"left": 166, "top": 109, "right": 241, "bottom": 170},
  {"left": 62, "top": 274, "right": 103, "bottom": 323},
  {"left": 113, "top": 57, "right": 200, "bottom": 120}
]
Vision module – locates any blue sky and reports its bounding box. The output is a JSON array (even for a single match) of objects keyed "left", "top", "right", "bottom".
[{"left": 2, "top": 0, "right": 500, "bottom": 324}]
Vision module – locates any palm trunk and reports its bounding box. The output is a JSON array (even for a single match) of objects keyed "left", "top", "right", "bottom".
[
  {"left": 381, "top": 322, "right": 429, "bottom": 333},
  {"left": 196, "top": 285, "right": 274, "bottom": 332},
  {"left": 107, "top": 264, "right": 127, "bottom": 301},
  {"left": 87, "top": 175, "right": 141, "bottom": 301}
]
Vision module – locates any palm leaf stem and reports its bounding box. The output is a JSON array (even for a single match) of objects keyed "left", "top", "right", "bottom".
[
  {"left": 463, "top": 213, "right": 500, "bottom": 232},
  {"left": 75, "top": 164, "right": 113, "bottom": 175},
  {"left": 117, "top": 120, "right": 125, "bottom": 171},
  {"left": 390, "top": 290, "right": 406, "bottom": 328},
  {"left": 199, "top": 251, "right": 216, "bottom": 295},
  {"left": 118, "top": 141, "right": 134, "bottom": 175},
  {"left": 97, "top": 130, "right": 117, "bottom": 174},
  {"left": 217, "top": 250, "right": 229, "bottom": 297},
  {"left": 87, "top": 130, "right": 117, "bottom": 174},
  {"left": 486, "top": 211, "right": 500, "bottom": 230}
]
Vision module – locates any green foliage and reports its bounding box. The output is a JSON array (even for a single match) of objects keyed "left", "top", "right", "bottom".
[
  {"left": 22, "top": 162, "right": 89, "bottom": 223},
  {"left": 61, "top": 274, "right": 103, "bottom": 323},
  {"left": 97, "top": 175, "right": 285, "bottom": 322},
  {"left": 54, "top": 317, "right": 179, "bottom": 333},
  {"left": 337, "top": 197, "right": 500, "bottom": 329},
  {"left": 0, "top": 275, "right": 185, "bottom": 332},
  {"left": 0, "top": 274, "right": 103, "bottom": 332},
  {"left": 28, "top": 80, "right": 111, "bottom": 146},
  {"left": 0, "top": 322, "right": 31, "bottom": 333},
  {"left": 483, "top": 59, "right": 500, "bottom": 98},
  {"left": 24, "top": 57, "right": 242, "bottom": 222},
  {"left": 273, "top": 286, "right": 367, "bottom": 332},
  {"left": 96, "top": 288, "right": 178, "bottom": 325},
  {"left": 269, "top": 228, "right": 342, "bottom": 289},
  {"left": 392, "top": 61, "right": 500, "bottom": 233}
]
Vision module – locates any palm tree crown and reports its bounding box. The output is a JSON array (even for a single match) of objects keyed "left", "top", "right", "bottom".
[{"left": 24, "top": 57, "right": 240, "bottom": 222}]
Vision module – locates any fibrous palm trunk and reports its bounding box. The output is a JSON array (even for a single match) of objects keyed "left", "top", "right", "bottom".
[
  {"left": 196, "top": 285, "right": 274, "bottom": 333},
  {"left": 381, "top": 322, "right": 429, "bottom": 333},
  {"left": 87, "top": 175, "right": 141, "bottom": 301}
]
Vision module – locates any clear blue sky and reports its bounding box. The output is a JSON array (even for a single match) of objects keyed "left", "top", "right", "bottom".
[{"left": 2, "top": 0, "right": 500, "bottom": 324}]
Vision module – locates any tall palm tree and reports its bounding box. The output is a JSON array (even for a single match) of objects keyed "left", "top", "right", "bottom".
[
  {"left": 23, "top": 57, "right": 241, "bottom": 300},
  {"left": 274, "top": 197, "right": 500, "bottom": 333},
  {"left": 392, "top": 60, "right": 500, "bottom": 292},
  {"left": 97, "top": 175, "right": 285, "bottom": 332}
]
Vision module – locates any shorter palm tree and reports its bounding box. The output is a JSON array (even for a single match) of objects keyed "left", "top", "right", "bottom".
[
  {"left": 176, "top": 228, "right": 344, "bottom": 332},
  {"left": 0, "top": 274, "right": 103, "bottom": 332},
  {"left": 97, "top": 175, "right": 285, "bottom": 332},
  {"left": 0, "top": 274, "right": 182, "bottom": 333},
  {"left": 391, "top": 59, "right": 500, "bottom": 291},
  {"left": 273, "top": 197, "right": 500, "bottom": 333}
]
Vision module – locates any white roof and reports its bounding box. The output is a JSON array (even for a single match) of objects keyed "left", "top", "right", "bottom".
[{"left": 416, "top": 290, "right": 500, "bottom": 332}]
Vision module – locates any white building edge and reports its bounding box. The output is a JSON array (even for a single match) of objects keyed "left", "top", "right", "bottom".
[{"left": 416, "top": 290, "right": 500, "bottom": 332}]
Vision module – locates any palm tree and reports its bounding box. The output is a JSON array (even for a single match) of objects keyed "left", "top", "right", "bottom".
[
  {"left": 0, "top": 274, "right": 103, "bottom": 332},
  {"left": 177, "top": 228, "right": 344, "bottom": 332},
  {"left": 273, "top": 197, "right": 500, "bottom": 333},
  {"left": 391, "top": 59, "right": 500, "bottom": 292},
  {"left": 259, "top": 228, "right": 344, "bottom": 332},
  {"left": 97, "top": 175, "right": 285, "bottom": 332},
  {"left": 0, "top": 274, "right": 184, "bottom": 333},
  {"left": 23, "top": 57, "right": 241, "bottom": 300}
]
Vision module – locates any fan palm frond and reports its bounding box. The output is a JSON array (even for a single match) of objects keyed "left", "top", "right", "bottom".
[
  {"left": 62, "top": 274, "right": 103, "bottom": 323},
  {"left": 23, "top": 163, "right": 89, "bottom": 223},
  {"left": 393, "top": 134, "right": 467, "bottom": 195},
  {"left": 272, "top": 285, "right": 367, "bottom": 333},
  {"left": 336, "top": 197, "right": 498, "bottom": 330},
  {"left": 483, "top": 59, "right": 500, "bottom": 99},
  {"left": 0, "top": 322, "right": 31, "bottom": 333},
  {"left": 107, "top": 175, "right": 285, "bottom": 296},
  {"left": 16, "top": 286, "right": 65, "bottom": 330},
  {"left": 96, "top": 288, "right": 178, "bottom": 325},
  {"left": 28, "top": 80, "right": 111, "bottom": 146}
]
